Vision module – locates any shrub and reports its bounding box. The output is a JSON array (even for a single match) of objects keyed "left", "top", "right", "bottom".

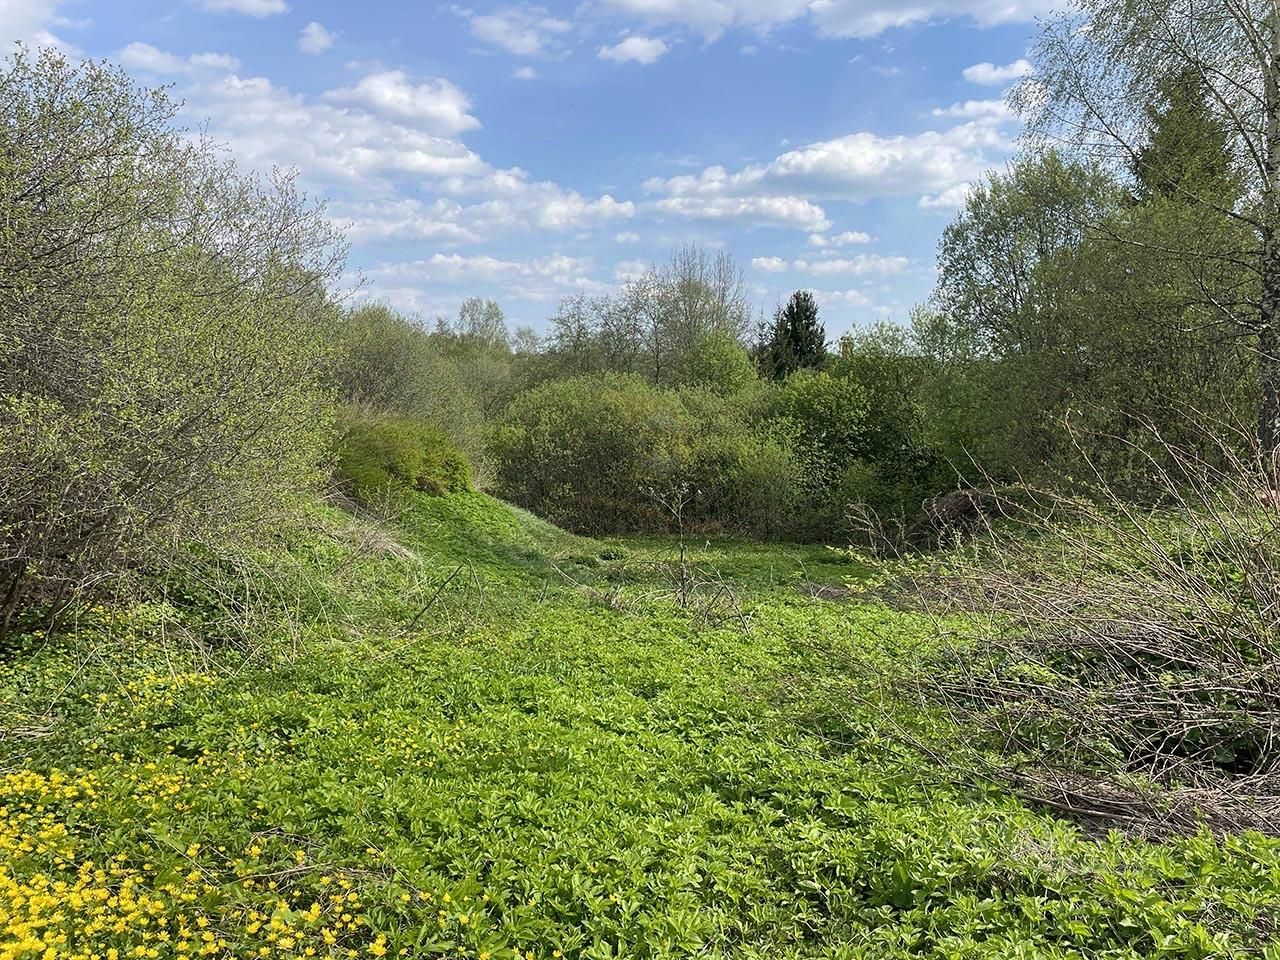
[
  {"left": 771, "top": 369, "right": 870, "bottom": 492},
  {"left": 330, "top": 303, "right": 518, "bottom": 486},
  {"left": 687, "top": 428, "right": 805, "bottom": 539},
  {"left": 335, "top": 410, "right": 472, "bottom": 503},
  {"left": 0, "top": 49, "right": 344, "bottom": 630},
  {"left": 489, "top": 374, "right": 807, "bottom": 538},
  {"left": 487, "top": 374, "right": 680, "bottom": 533},
  {"left": 674, "top": 331, "right": 759, "bottom": 396}
]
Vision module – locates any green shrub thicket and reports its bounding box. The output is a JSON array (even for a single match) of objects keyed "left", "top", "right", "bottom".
[
  {"left": 335, "top": 409, "right": 472, "bottom": 502},
  {"left": 0, "top": 49, "right": 344, "bottom": 628},
  {"left": 487, "top": 373, "right": 805, "bottom": 537},
  {"left": 331, "top": 303, "right": 517, "bottom": 482}
]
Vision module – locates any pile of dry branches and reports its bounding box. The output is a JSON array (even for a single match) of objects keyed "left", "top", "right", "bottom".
[{"left": 912, "top": 441, "right": 1280, "bottom": 836}]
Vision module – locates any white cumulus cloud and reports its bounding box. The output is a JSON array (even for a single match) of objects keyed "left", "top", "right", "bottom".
[
  {"left": 117, "top": 42, "right": 240, "bottom": 75},
  {"left": 962, "top": 58, "right": 1034, "bottom": 86},
  {"left": 932, "top": 98, "right": 1010, "bottom": 120},
  {"left": 194, "top": 0, "right": 288, "bottom": 16},
  {"left": 598, "top": 36, "right": 669, "bottom": 64},
  {"left": 808, "top": 230, "right": 872, "bottom": 248},
  {"left": 919, "top": 183, "right": 975, "bottom": 210},
  {"left": 645, "top": 116, "right": 1010, "bottom": 213},
  {"left": 792, "top": 255, "right": 909, "bottom": 276},
  {"left": 751, "top": 256, "right": 789, "bottom": 273},
  {"left": 298, "top": 22, "right": 336, "bottom": 54},
  {"left": 812, "top": 287, "right": 872, "bottom": 307},
  {"left": 462, "top": 4, "right": 571, "bottom": 57},
  {"left": 652, "top": 194, "right": 830, "bottom": 232},
  {"left": 324, "top": 71, "right": 480, "bottom": 135},
  {"left": 369, "top": 253, "right": 610, "bottom": 302},
  {"left": 1, "top": 0, "right": 87, "bottom": 51}
]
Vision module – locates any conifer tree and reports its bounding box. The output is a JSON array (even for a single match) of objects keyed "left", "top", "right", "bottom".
[
  {"left": 1132, "top": 68, "right": 1242, "bottom": 208},
  {"left": 758, "top": 290, "right": 827, "bottom": 380}
]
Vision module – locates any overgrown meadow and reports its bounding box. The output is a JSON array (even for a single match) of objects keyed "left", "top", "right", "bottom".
[
  {"left": 9, "top": 3, "right": 1280, "bottom": 955},
  {"left": 5, "top": 492, "right": 1280, "bottom": 960}
]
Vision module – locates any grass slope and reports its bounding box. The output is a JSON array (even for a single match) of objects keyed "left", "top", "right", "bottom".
[{"left": 3, "top": 492, "right": 1280, "bottom": 960}]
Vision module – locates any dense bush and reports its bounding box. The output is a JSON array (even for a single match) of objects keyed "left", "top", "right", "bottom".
[
  {"left": 331, "top": 301, "right": 537, "bottom": 486},
  {"left": 487, "top": 374, "right": 683, "bottom": 533},
  {"left": 674, "top": 331, "right": 759, "bottom": 395},
  {"left": 335, "top": 409, "right": 472, "bottom": 502},
  {"left": 928, "top": 146, "right": 1257, "bottom": 493},
  {"left": 488, "top": 373, "right": 805, "bottom": 537},
  {"left": 771, "top": 370, "right": 870, "bottom": 490},
  {"left": 0, "top": 49, "right": 344, "bottom": 629}
]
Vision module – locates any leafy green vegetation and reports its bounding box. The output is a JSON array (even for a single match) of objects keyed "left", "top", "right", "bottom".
[
  {"left": 336, "top": 409, "right": 473, "bottom": 502},
  {"left": 7, "top": 7, "right": 1280, "bottom": 956},
  {"left": 5, "top": 491, "right": 1280, "bottom": 960},
  {"left": 0, "top": 48, "right": 343, "bottom": 629},
  {"left": 486, "top": 373, "right": 803, "bottom": 538}
]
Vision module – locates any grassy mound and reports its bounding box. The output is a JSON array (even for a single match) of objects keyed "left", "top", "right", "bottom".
[{"left": 2, "top": 492, "right": 1279, "bottom": 960}]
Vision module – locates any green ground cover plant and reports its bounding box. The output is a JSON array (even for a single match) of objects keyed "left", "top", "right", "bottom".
[{"left": 4, "top": 491, "right": 1279, "bottom": 960}]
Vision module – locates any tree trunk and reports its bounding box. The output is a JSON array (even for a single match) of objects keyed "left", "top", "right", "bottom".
[
  {"left": 1260, "top": 4, "right": 1280, "bottom": 461},
  {"left": 1260, "top": 300, "right": 1280, "bottom": 461}
]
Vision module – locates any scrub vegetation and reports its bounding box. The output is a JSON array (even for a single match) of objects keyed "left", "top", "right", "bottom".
[{"left": 7, "top": 0, "right": 1280, "bottom": 954}]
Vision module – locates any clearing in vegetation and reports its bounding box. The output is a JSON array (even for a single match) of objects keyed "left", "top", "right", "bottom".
[{"left": 3, "top": 491, "right": 1279, "bottom": 960}]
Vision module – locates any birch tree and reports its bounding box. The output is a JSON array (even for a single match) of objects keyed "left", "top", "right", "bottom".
[{"left": 1014, "top": 0, "right": 1280, "bottom": 455}]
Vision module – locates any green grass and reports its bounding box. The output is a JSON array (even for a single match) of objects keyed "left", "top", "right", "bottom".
[{"left": 3, "top": 492, "right": 1280, "bottom": 960}]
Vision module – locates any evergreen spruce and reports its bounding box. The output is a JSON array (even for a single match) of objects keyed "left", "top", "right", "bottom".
[{"left": 758, "top": 290, "right": 828, "bottom": 380}]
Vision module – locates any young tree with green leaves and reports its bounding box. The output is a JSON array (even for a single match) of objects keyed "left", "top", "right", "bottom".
[
  {"left": 543, "top": 246, "right": 753, "bottom": 386},
  {"left": 1016, "top": 0, "right": 1278, "bottom": 457},
  {"left": 455, "top": 297, "right": 510, "bottom": 350}
]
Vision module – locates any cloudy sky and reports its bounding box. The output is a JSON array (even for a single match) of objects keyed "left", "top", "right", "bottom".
[{"left": 6, "top": 0, "right": 1050, "bottom": 334}]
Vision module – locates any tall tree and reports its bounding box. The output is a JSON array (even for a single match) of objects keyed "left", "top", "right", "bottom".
[
  {"left": 934, "top": 151, "right": 1118, "bottom": 360},
  {"left": 653, "top": 245, "right": 753, "bottom": 384},
  {"left": 1014, "top": 0, "right": 1276, "bottom": 456},
  {"left": 930, "top": 153, "right": 1122, "bottom": 477},
  {"left": 930, "top": 137, "right": 1255, "bottom": 485},
  {"left": 758, "top": 290, "right": 827, "bottom": 380},
  {"left": 544, "top": 245, "right": 752, "bottom": 386},
  {"left": 455, "top": 297, "right": 509, "bottom": 350},
  {"left": 1133, "top": 67, "right": 1245, "bottom": 206}
]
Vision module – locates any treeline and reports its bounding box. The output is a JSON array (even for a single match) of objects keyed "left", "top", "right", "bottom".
[
  {"left": 906, "top": 0, "right": 1280, "bottom": 836},
  {"left": 330, "top": 255, "right": 950, "bottom": 542},
  {"left": 351, "top": 57, "right": 1268, "bottom": 544},
  {"left": 473, "top": 50, "right": 1265, "bottom": 540}
]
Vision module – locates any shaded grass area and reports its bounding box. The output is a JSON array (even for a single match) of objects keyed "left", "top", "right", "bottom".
[
  {"left": 600, "top": 535, "right": 867, "bottom": 594},
  {"left": 3, "top": 492, "right": 1280, "bottom": 960}
]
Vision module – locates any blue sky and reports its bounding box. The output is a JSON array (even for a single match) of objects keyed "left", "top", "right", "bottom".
[{"left": 6, "top": 0, "right": 1050, "bottom": 336}]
